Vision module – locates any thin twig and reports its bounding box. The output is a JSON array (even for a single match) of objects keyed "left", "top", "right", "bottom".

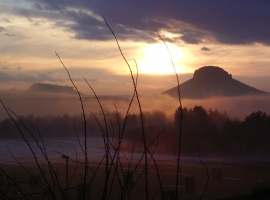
[
  {"left": 0, "top": 100, "right": 58, "bottom": 199},
  {"left": 55, "top": 52, "right": 88, "bottom": 200},
  {"left": 155, "top": 30, "right": 183, "bottom": 199},
  {"left": 83, "top": 77, "right": 111, "bottom": 199},
  {"left": 8, "top": 108, "right": 64, "bottom": 198},
  {"left": 102, "top": 15, "right": 149, "bottom": 200},
  {"left": 197, "top": 143, "right": 209, "bottom": 200}
]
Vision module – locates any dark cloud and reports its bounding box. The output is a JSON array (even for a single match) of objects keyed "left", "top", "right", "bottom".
[
  {"left": 32, "top": 21, "right": 41, "bottom": 26},
  {"left": 16, "top": 66, "right": 22, "bottom": 71},
  {"left": 56, "top": 9, "right": 162, "bottom": 42},
  {"left": 32, "top": 3, "right": 43, "bottom": 10},
  {"left": 180, "top": 35, "right": 201, "bottom": 44},
  {"left": 4, "top": 33, "right": 16, "bottom": 37},
  {"left": 0, "top": 61, "right": 9, "bottom": 69},
  {"left": 201, "top": 47, "right": 210, "bottom": 51},
  {"left": 2, "top": 66, "right": 11, "bottom": 70},
  {"left": 12, "top": 1, "right": 270, "bottom": 45},
  {"left": 3, "top": 18, "right": 12, "bottom": 23},
  {"left": 0, "top": 27, "right": 4, "bottom": 32},
  {"left": 32, "top": 0, "right": 64, "bottom": 11}
]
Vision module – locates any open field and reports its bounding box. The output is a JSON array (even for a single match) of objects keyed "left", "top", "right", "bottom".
[{"left": 1, "top": 157, "right": 270, "bottom": 199}]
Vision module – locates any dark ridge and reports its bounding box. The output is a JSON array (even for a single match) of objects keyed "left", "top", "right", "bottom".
[
  {"left": 193, "top": 66, "right": 232, "bottom": 80},
  {"left": 163, "top": 66, "right": 268, "bottom": 99},
  {"left": 26, "top": 83, "right": 77, "bottom": 95}
]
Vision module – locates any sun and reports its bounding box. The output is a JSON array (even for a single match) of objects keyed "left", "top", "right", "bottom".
[{"left": 138, "top": 43, "right": 185, "bottom": 75}]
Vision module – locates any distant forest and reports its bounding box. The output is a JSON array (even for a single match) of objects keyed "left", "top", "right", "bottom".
[{"left": 1, "top": 106, "right": 270, "bottom": 157}]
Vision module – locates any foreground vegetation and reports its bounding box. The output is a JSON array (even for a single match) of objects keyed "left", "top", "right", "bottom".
[
  {"left": 0, "top": 16, "right": 186, "bottom": 199},
  {"left": 1, "top": 16, "right": 270, "bottom": 200}
]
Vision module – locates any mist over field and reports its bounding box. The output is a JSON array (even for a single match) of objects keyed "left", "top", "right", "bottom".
[
  {"left": 1, "top": 92, "right": 270, "bottom": 121},
  {"left": 181, "top": 95, "right": 270, "bottom": 120}
]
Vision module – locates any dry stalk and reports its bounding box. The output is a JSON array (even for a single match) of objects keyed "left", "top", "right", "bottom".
[
  {"left": 197, "top": 143, "right": 209, "bottom": 200},
  {"left": 155, "top": 30, "right": 183, "bottom": 199},
  {"left": 55, "top": 52, "right": 88, "bottom": 200},
  {"left": 0, "top": 100, "right": 59, "bottom": 199},
  {"left": 102, "top": 15, "right": 150, "bottom": 200}
]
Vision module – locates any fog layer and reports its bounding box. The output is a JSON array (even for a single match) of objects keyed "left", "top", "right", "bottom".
[{"left": 1, "top": 93, "right": 270, "bottom": 121}]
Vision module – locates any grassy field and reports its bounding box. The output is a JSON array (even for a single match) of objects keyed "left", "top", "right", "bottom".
[{"left": 1, "top": 159, "right": 270, "bottom": 199}]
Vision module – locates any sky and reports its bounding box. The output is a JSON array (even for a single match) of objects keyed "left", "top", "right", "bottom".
[{"left": 1, "top": 0, "right": 270, "bottom": 95}]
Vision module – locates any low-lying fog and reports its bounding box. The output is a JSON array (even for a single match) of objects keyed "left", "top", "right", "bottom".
[
  {"left": 1, "top": 136, "right": 267, "bottom": 166},
  {"left": 1, "top": 93, "right": 270, "bottom": 165},
  {"left": 0, "top": 93, "right": 270, "bottom": 121}
]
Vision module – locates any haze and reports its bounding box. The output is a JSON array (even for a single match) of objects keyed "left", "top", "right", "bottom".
[{"left": 1, "top": 92, "right": 270, "bottom": 122}]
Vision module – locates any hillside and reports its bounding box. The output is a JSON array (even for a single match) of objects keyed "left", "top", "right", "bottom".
[
  {"left": 163, "top": 66, "right": 268, "bottom": 99},
  {"left": 26, "top": 83, "right": 77, "bottom": 95}
]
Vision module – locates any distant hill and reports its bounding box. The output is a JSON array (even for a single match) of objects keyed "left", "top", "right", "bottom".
[
  {"left": 163, "top": 66, "right": 268, "bottom": 99},
  {"left": 26, "top": 83, "right": 77, "bottom": 95}
]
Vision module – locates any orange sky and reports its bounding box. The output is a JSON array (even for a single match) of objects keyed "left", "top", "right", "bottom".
[{"left": 1, "top": 1, "right": 270, "bottom": 95}]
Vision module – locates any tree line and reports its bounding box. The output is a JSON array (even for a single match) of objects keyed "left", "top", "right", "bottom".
[
  {"left": 1, "top": 106, "right": 270, "bottom": 157},
  {"left": 174, "top": 106, "right": 270, "bottom": 157}
]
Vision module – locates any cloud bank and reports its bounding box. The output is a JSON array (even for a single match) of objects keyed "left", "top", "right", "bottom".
[{"left": 4, "top": 1, "right": 270, "bottom": 45}]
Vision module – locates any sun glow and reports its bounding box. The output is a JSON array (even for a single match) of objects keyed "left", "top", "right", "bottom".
[{"left": 138, "top": 43, "right": 186, "bottom": 74}]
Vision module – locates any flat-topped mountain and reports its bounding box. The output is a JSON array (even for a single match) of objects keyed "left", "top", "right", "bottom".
[
  {"left": 164, "top": 66, "right": 268, "bottom": 99},
  {"left": 26, "top": 83, "right": 77, "bottom": 95}
]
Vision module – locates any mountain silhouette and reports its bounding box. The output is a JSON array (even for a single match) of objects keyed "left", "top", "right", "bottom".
[
  {"left": 26, "top": 83, "right": 77, "bottom": 95},
  {"left": 163, "top": 66, "right": 268, "bottom": 99}
]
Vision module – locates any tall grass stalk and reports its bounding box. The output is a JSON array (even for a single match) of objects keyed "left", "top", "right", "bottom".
[
  {"left": 102, "top": 15, "right": 150, "bottom": 200},
  {"left": 155, "top": 31, "right": 183, "bottom": 199}
]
